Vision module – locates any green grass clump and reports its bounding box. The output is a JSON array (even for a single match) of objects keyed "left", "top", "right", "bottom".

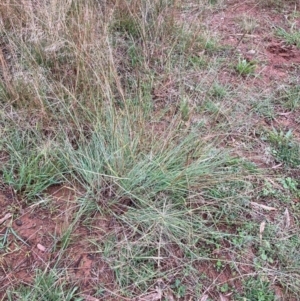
[
  {"left": 276, "top": 27, "right": 300, "bottom": 48},
  {"left": 267, "top": 128, "right": 300, "bottom": 167},
  {"left": 277, "top": 85, "right": 300, "bottom": 111},
  {"left": 0, "top": 129, "right": 66, "bottom": 200},
  {"left": 235, "top": 58, "right": 256, "bottom": 76},
  {"left": 61, "top": 107, "right": 245, "bottom": 207},
  {"left": 7, "top": 269, "right": 81, "bottom": 301}
]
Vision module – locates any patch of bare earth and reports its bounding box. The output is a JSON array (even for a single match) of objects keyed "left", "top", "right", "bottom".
[
  {"left": 204, "top": 0, "right": 300, "bottom": 84},
  {"left": 0, "top": 185, "right": 116, "bottom": 300}
]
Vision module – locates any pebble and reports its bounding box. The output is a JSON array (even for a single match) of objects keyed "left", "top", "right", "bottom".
[
  {"left": 37, "top": 243, "right": 46, "bottom": 252},
  {"left": 15, "top": 219, "right": 22, "bottom": 226}
]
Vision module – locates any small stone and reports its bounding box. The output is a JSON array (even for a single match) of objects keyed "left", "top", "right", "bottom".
[
  {"left": 37, "top": 243, "right": 46, "bottom": 252},
  {"left": 247, "top": 49, "right": 256, "bottom": 55},
  {"left": 15, "top": 219, "right": 22, "bottom": 226}
]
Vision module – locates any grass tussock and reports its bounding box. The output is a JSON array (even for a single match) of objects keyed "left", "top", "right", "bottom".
[{"left": 1, "top": 0, "right": 300, "bottom": 300}]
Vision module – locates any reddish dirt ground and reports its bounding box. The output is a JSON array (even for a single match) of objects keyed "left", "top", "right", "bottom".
[
  {"left": 213, "top": 3, "right": 300, "bottom": 134},
  {"left": 0, "top": 186, "right": 116, "bottom": 300},
  {"left": 205, "top": 0, "right": 300, "bottom": 84}
]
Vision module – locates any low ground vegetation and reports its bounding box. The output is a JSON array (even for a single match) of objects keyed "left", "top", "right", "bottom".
[{"left": 0, "top": 0, "right": 300, "bottom": 300}]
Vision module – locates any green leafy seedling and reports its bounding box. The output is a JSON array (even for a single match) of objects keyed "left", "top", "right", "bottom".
[{"left": 235, "top": 58, "right": 256, "bottom": 76}]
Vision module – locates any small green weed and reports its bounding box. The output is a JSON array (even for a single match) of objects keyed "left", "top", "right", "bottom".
[
  {"left": 261, "top": 179, "right": 280, "bottom": 197},
  {"left": 218, "top": 283, "right": 229, "bottom": 294},
  {"left": 258, "top": 244, "right": 274, "bottom": 264},
  {"left": 215, "top": 259, "right": 224, "bottom": 272},
  {"left": 236, "top": 277, "right": 275, "bottom": 301},
  {"left": 281, "top": 177, "right": 298, "bottom": 193},
  {"left": 210, "top": 82, "right": 228, "bottom": 99},
  {"left": 231, "top": 227, "right": 255, "bottom": 249},
  {"left": 235, "top": 58, "right": 256, "bottom": 76},
  {"left": 172, "top": 279, "right": 186, "bottom": 298}
]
